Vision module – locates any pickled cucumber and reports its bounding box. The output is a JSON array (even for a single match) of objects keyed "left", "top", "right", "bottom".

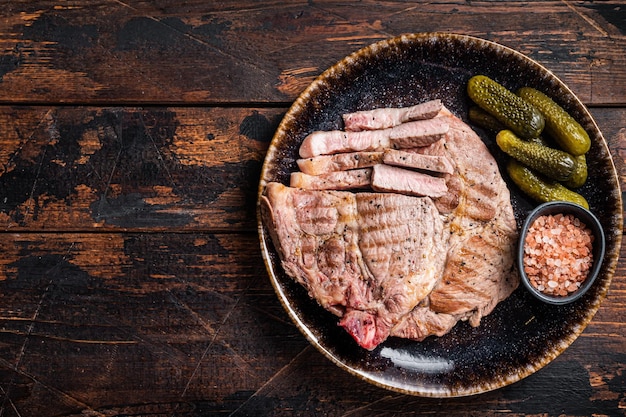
[
  {"left": 496, "top": 130, "right": 575, "bottom": 182},
  {"left": 527, "top": 136, "right": 587, "bottom": 188},
  {"left": 468, "top": 106, "right": 505, "bottom": 132},
  {"left": 517, "top": 87, "right": 591, "bottom": 156},
  {"left": 564, "top": 154, "right": 588, "bottom": 189},
  {"left": 506, "top": 160, "right": 589, "bottom": 209},
  {"left": 467, "top": 75, "right": 545, "bottom": 139}
]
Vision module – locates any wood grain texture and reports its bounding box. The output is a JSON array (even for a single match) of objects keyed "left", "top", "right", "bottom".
[
  {"left": 0, "top": 233, "right": 307, "bottom": 415},
  {"left": 0, "top": 106, "right": 281, "bottom": 232},
  {"left": 0, "top": 1, "right": 624, "bottom": 416},
  {"left": 0, "top": 1, "right": 624, "bottom": 105},
  {"left": 0, "top": 233, "right": 623, "bottom": 416}
]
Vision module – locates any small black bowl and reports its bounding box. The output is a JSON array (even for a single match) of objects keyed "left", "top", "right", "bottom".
[{"left": 517, "top": 201, "right": 606, "bottom": 305}]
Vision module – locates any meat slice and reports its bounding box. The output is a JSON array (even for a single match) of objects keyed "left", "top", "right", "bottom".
[
  {"left": 299, "top": 118, "right": 449, "bottom": 158},
  {"left": 290, "top": 168, "right": 372, "bottom": 190},
  {"left": 389, "top": 119, "right": 450, "bottom": 149},
  {"left": 343, "top": 99, "right": 443, "bottom": 131},
  {"left": 297, "top": 149, "right": 453, "bottom": 177},
  {"left": 382, "top": 149, "right": 454, "bottom": 174},
  {"left": 371, "top": 164, "right": 448, "bottom": 198},
  {"left": 260, "top": 182, "right": 447, "bottom": 350},
  {"left": 299, "top": 129, "right": 387, "bottom": 158},
  {"left": 296, "top": 151, "right": 384, "bottom": 176}
]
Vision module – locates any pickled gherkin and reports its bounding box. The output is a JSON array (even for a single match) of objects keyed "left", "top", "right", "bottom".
[
  {"left": 496, "top": 130, "right": 575, "bottom": 182},
  {"left": 468, "top": 106, "right": 506, "bottom": 132},
  {"left": 506, "top": 160, "right": 589, "bottom": 209},
  {"left": 526, "top": 135, "right": 587, "bottom": 188},
  {"left": 467, "top": 75, "right": 545, "bottom": 139},
  {"left": 564, "top": 154, "right": 588, "bottom": 189},
  {"left": 517, "top": 87, "right": 591, "bottom": 156}
]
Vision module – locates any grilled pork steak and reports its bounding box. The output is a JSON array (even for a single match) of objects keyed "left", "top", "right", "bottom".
[
  {"left": 399, "top": 109, "right": 519, "bottom": 334},
  {"left": 261, "top": 106, "right": 518, "bottom": 350},
  {"left": 260, "top": 183, "right": 447, "bottom": 350}
]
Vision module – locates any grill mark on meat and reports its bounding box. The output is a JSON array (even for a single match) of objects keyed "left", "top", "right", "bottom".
[
  {"left": 438, "top": 113, "right": 502, "bottom": 221},
  {"left": 461, "top": 180, "right": 500, "bottom": 221},
  {"left": 296, "top": 206, "right": 339, "bottom": 235},
  {"left": 261, "top": 184, "right": 367, "bottom": 315},
  {"left": 358, "top": 214, "right": 430, "bottom": 279},
  {"left": 344, "top": 192, "right": 447, "bottom": 348},
  {"left": 261, "top": 182, "right": 447, "bottom": 350},
  {"left": 299, "top": 118, "right": 449, "bottom": 158},
  {"left": 429, "top": 223, "right": 518, "bottom": 326},
  {"left": 431, "top": 239, "right": 500, "bottom": 314},
  {"left": 390, "top": 109, "right": 518, "bottom": 341},
  {"left": 356, "top": 194, "right": 443, "bottom": 285},
  {"left": 343, "top": 99, "right": 443, "bottom": 131}
]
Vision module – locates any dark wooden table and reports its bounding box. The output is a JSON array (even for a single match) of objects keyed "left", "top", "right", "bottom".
[{"left": 0, "top": 1, "right": 624, "bottom": 416}]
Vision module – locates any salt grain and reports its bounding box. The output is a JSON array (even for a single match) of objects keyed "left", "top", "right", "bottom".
[{"left": 523, "top": 213, "right": 594, "bottom": 297}]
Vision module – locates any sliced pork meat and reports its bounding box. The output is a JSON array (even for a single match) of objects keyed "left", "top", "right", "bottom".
[
  {"left": 260, "top": 182, "right": 447, "bottom": 350},
  {"left": 388, "top": 118, "right": 449, "bottom": 149},
  {"left": 299, "top": 118, "right": 449, "bottom": 158},
  {"left": 297, "top": 151, "right": 384, "bottom": 176},
  {"left": 382, "top": 149, "right": 454, "bottom": 174},
  {"left": 261, "top": 105, "right": 519, "bottom": 350},
  {"left": 371, "top": 164, "right": 448, "bottom": 198},
  {"left": 290, "top": 168, "right": 372, "bottom": 190},
  {"left": 343, "top": 99, "right": 443, "bottom": 131}
]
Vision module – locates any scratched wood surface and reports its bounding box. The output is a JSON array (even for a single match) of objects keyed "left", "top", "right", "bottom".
[
  {"left": 0, "top": 1, "right": 625, "bottom": 416},
  {"left": 0, "top": 0, "right": 625, "bottom": 105}
]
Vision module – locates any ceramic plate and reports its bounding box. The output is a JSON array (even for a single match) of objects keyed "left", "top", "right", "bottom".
[{"left": 257, "top": 33, "right": 622, "bottom": 397}]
